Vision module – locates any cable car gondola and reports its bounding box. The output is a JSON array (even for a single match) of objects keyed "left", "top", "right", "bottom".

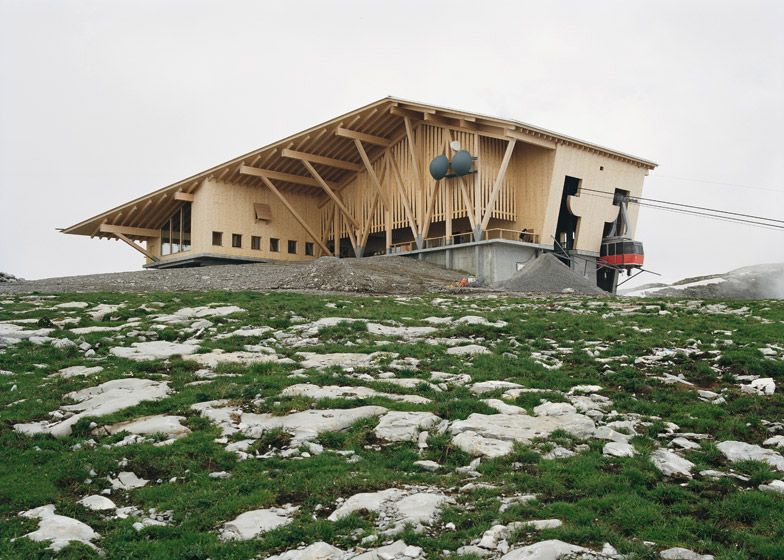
[{"left": 598, "top": 236, "right": 644, "bottom": 268}]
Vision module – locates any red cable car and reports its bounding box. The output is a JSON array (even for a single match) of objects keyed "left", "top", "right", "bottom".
[{"left": 599, "top": 236, "right": 644, "bottom": 268}]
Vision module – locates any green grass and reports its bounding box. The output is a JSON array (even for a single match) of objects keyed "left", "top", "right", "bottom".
[{"left": 0, "top": 291, "right": 782, "bottom": 559}]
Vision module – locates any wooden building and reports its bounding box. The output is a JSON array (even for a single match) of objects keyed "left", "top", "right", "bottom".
[{"left": 62, "top": 97, "right": 656, "bottom": 289}]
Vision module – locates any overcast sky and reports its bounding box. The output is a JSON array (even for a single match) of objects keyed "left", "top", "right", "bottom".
[{"left": 1, "top": 0, "right": 782, "bottom": 286}]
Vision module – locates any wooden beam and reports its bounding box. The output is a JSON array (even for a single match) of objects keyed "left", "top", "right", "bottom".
[
  {"left": 282, "top": 148, "right": 362, "bottom": 172},
  {"left": 505, "top": 130, "right": 556, "bottom": 150},
  {"left": 388, "top": 152, "right": 420, "bottom": 240},
  {"left": 114, "top": 232, "right": 159, "bottom": 262},
  {"left": 336, "top": 127, "right": 392, "bottom": 147},
  {"left": 255, "top": 173, "right": 333, "bottom": 256},
  {"left": 239, "top": 165, "right": 339, "bottom": 189},
  {"left": 403, "top": 117, "right": 425, "bottom": 225},
  {"left": 480, "top": 138, "right": 517, "bottom": 231},
  {"left": 301, "top": 160, "right": 360, "bottom": 229},
  {"left": 359, "top": 191, "right": 380, "bottom": 249},
  {"left": 389, "top": 106, "right": 422, "bottom": 120},
  {"left": 174, "top": 191, "right": 195, "bottom": 202},
  {"left": 458, "top": 176, "right": 477, "bottom": 232},
  {"left": 353, "top": 139, "right": 391, "bottom": 210},
  {"left": 99, "top": 224, "right": 160, "bottom": 238}
]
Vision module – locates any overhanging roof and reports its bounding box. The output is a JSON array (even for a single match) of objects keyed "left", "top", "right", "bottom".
[{"left": 61, "top": 96, "right": 658, "bottom": 239}]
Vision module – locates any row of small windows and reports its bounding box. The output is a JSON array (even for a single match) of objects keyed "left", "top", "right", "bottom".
[{"left": 212, "top": 231, "right": 314, "bottom": 256}]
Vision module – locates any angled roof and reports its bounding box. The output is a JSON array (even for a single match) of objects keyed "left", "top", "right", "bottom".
[{"left": 62, "top": 96, "right": 657, "bottom": 239}]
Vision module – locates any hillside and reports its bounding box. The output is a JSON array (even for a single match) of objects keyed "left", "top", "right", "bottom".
[
  {"left": 1, "top": 291, "right": 783, "bottom": 559},
  {"left": 622, "top": 263, "right": 784, "bottom": 300}
]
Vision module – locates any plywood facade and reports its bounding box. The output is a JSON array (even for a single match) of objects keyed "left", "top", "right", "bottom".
[{"left": 61, "top": 97, "right": 656, "bottom": 269}]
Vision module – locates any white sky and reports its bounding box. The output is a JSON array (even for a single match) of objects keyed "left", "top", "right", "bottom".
[{"left": 1, "top": 0, "right": 782, "bottom": 286}]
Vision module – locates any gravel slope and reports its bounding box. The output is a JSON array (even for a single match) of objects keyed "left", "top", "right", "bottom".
[{"left": 0, "top": 257, "right": 468, "bottom": 295}]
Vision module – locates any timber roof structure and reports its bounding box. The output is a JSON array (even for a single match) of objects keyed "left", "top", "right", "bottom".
[{"left": 61, "top": 96, "right": 657, "bottom": 241}]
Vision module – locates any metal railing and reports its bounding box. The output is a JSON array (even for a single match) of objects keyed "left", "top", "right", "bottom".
[{"left": 389, "top": 229, "right": 539, "bottom": 253}]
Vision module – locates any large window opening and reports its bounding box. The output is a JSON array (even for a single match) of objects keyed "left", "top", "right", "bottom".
[
  {"left": 603, "top": 189, "right": 630, "bottom": 238},
  {"left": 554, "top": 176, "right": 580, "bottom": 262},
  {"left": 160, "top": 203, "right": 192, "bottom": 256}
]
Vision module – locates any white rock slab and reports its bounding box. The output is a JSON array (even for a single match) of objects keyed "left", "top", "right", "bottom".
[
  {"left": 264, "top": 541, "right": 346, "bottom": 560},
  {"left": 97, "top": 414, "right": 191, "bottom": 439},
  {"left": 87, "top": 303, "right": 123, "bottom": 321},
  {"left": 297, "top": 352, "right": 395, "bottom": 370},
  {"left": 367, "top": 323, "right": 437, "bottom": 339},
  {"left": 603, "top": 441, "right": 636, "bottom": 457},
  {"left": 716, "top": 441, "right": 784, "bottom": 471},
  {"left": 19, "top": 504, "right": 100, "bottom": 552},
  {"left": 78, "top": 495, "right": 116, "bottom": 511},
  {"left": 374, "top": 411, "right": 442, "bottom": 442},
  {"left": 52, "top": 365, "right": 104, "bottom": 379},
  {"left": 109, "top": 471, "right": 148, "bottom": 490},
  {"left": 500, "top": 540, "right": 591, "bottom": 560},
  {"left": 471, "top": 380, "right": 524, "bottom": 395},
  {"left": 110, "top": 341, "right": 200, "bottom": 361},
  {"left": 740, "top": 378, "right": 776, "bottom": 395},
  {"left": 452, "top": 431, "right": 514, "bottom": 458},
  {"left": 759, "top": 480, "right": 784, "bottom": 494},
  {"left": 155, "top": 305, "right": 244, "bottom": 325},
  {"left": 660, "top": 547, "right": 715, "bottom": 560},
  {"left": 454, "top": 315, "right": 507, "bottom": 328},
  {"left": 54, "top": 301, "right": 90, "bottom": 309},
  {"left": 328, "top": 487, "right": 450, "bottom": 534},
  {"left": 241, "top": 406, "right": 388, "bottom": 443},
  {"left": 482, "top": 399, "right": 527, "bottom": 415},
  {"left": 450, "top": 411, "right": 595, "bottom": 458},
  {"left": 220, "top": 505, "right": 298, "bottom": 541},
  {"left": 282, "top": 383, "right": 430, "bottom": 405},
  {"left": 651, "top": 449, "right": 695, "bottom": 478},
  {"left": 447, "top": 344, "right": 490, "bottom": 356},
  {"left": 189, "top": 349, "right": 283, "bottom": 368},
  {"left": 14, "top": 378, "right": 171, "bottom": 438}
]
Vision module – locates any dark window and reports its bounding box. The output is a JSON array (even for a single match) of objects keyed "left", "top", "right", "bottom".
[
  {"left": 232, "top": 234, "right": 242, "bottom": 248},
  {"left": 212, "top": 231, "right": 223, "bottom": 246},
  {"left": 270, "top": 238, "right": 279, "bottom": 252},
  {"left": 251, "top": 236, "right": 261, "bottom": 250},
  {"left": 305, "top": 242, "right": 314, "bottom": 256},
  {"left": 161, "top": 203, "right": 192, "bottom": 256},
  {"left": 288, "top": 240, "right": 297, "bottom": 254}
]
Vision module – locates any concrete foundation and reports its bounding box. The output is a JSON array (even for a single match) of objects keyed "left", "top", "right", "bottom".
[{"left": 404, "top": 239, "right": 546, "bottom": 285}]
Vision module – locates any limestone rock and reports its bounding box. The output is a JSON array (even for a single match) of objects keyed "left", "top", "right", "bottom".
[
  {"left": 500, "top": 539, "right": 591, "bottom": 560},
  {"left": 220, "top": 505, "right": 298, "bottom": 541},
  {"left": 660, "top": 547, "right": 715, "bottom": 560},
  {"left": 19, "top": 504, "right": 100, "bottom": 552},
  {"left": 651, "top": 449, "right": 695, "bottom": 478},
  {"left": 603, "top": 441, "right": 636, "bottom": 458},
  {"left": 110, "top": 341, "right": 199, "bottom": 361},
  {"left": 716, "top": 441, "right": 784, "bottom": 471},
  {"left": 78, "top": 495, "right": 116, "bottom": 511},
  {"left": 97, "top": 414, "right": 191, "bottom": 440},
  {"left": 374, "top": 411, "right": 442, "bottom": 442},
  {"left": 14, "top": 378, "right": 171, "bottom": 438}
]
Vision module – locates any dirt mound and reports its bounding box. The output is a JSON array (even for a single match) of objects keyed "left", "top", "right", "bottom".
[{"left": 494, "top": 253, "right": 606, "bottom": 295}]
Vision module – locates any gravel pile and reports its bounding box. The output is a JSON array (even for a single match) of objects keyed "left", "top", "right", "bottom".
[
  {"left": 494, "top": 253, "right": 606, "bottom": 295},
  {"left": 0, "top": 257, "right": 466, "bottom": 295}
]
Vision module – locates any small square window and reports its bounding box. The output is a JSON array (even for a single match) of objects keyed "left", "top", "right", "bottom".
[
  {"left": 232, "top": 234, "right": 242, "bottom": 248},
  {"left": 288, "top": 240, "right": 297, "bottom": 254},
  {"left": 251, "top": 236, "right": 261, "bottom": 250},
  {"left": 305, "top": 242, "right": 314, "bottom": 256},
  {"left": 270, "top": 238, "right": 279, "bottom": 252},
  {"left": 212, "top": 231, "right": 223, "bottom": 246}
]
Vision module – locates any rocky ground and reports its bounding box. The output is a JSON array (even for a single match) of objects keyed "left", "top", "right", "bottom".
[
  {"left": 0, "top": 291, "right": 782, "bottom": 559},
  {"left": 622, "top": 263, "right": 784, "bottom": 300},
  {"left": 0, "top": 257, "right": 467, "bottom": 295}
]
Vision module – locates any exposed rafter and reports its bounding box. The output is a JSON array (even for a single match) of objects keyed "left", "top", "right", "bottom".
[
  {"left": 336, "top": 127, "right": 392, "bottom": 147},
  {"left": 99, "top": 224, "right": 161, "bottom": 238},
  {"left": 282, "top": 148, "right": 362, "bottom": 172},
  {"left": 239, "top": 165, "right": 338, "bottom": 189}
]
